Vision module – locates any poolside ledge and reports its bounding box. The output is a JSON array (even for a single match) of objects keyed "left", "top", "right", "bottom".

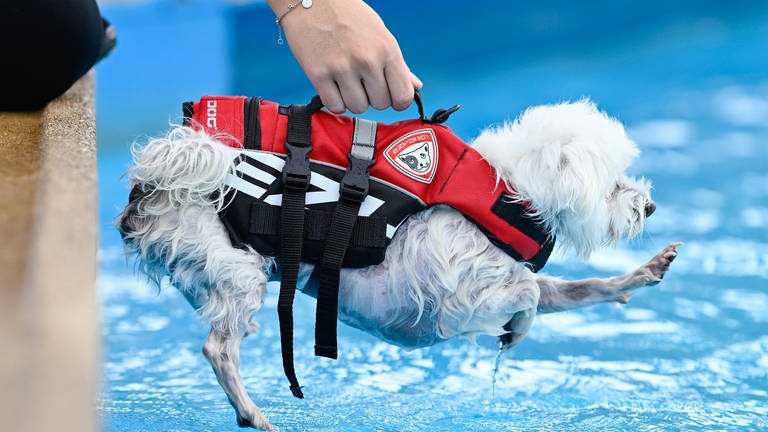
[{"left": 0, "top": 73, "right": 98, "bottom": 432}]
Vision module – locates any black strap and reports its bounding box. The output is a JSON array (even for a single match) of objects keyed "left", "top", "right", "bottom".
[
  {"left": 490, "top": 195, "right": 555, "bottom": 272},
  {"left": 181, "top": 101, "right": 194, "bottom": 126},
  {"left": 314, "top": 118, "right": 377, "bottom": 359},
  {"left": 249, "top": 203, "right": 387, "bottom": 249},
  {"left": 414, "top": 89, "right": 427, "bottom": 122},
  {"left": 279, "top": 95, "right": 324, "bottom": 116},
  {"left": 243, "top": 96, "right": 262, "bottom": 150},
  {"left": 277, "top": 102, "right": 313, "bottom": 399}
]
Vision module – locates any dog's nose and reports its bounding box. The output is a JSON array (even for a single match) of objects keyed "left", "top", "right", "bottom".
[{"left": 645, "top": 201, "right": 656, "bottom": 217}]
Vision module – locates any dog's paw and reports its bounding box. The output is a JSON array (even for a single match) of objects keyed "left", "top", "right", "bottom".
[
  {"left": 237, "top": 409, "right": 275, "bottom": 431},
  {"left": 637, "top": 242, "right": 682, "bottom": 286}
]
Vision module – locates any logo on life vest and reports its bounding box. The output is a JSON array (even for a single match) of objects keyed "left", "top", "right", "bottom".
[
  {"left": 384, "top": 129, "right": 438, "bottom": 183},
  {"left": 206, "top": 100, "right": 218, "bottom": 129}
]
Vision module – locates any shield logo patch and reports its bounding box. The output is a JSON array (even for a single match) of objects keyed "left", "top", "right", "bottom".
[{"left": 383, "top": 129, "right": 438, "bottom": 183}]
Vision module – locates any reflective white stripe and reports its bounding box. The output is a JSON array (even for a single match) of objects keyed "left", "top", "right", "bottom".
[
  {"left": 225, "top": 172, "right": 266, "bottom": 199},
  {"left": 242, "top": 151, "right": 286, "bottom": 171},
  {"left": 264, "top": 193, "right": 283, "bottom": 206},
  {"left": 236, "top": 161, "right": 276, "bottom": 185},
  {"left": 385, "top": 216, "right": 409, "bottom": 239},
  {"left": 233, "top": 151, "right": 283, "bottom": 203},
  {"left": 263, "top": 170, "right": 385, "bottom": 216},
  {"left": 351, "top": 118, "right": 377, "bottom": 160},
  {"left": 234, "top": 147, "right": 386, "bottom": 216},
  {"left": 386, "top": 224, "right": 396, "bottom": 238},
  {"left": 358, "top": 195, "right": 384, "bottom": 217},
  {"left": 306, "top": 170, "right": 342, "bottom": 204}
]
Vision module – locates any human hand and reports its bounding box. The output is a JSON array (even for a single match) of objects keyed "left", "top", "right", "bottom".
[{"left": 267, "top": 0, "right": 422, "bottom": 114}]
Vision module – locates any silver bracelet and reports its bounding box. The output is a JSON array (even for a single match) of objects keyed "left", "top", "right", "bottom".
[{"left": 275, "top": 0, "right": 314, "bottom": 45}]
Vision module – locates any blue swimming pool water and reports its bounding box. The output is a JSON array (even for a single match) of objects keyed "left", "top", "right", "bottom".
[{"left": 96, "top": 1, "right": 767, "bottom": 430}]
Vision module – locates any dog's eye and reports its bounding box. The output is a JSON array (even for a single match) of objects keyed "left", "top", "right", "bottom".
[{"left": 420, "top": 154, "right": 426, "bottom": 159}]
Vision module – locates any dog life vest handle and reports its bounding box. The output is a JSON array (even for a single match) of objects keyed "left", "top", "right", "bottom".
[
  {"left": 314, "top": 118, "right": 377, "bottom": 359},
  {"left": 277, "top": 95, "right": 323, "bottom": 399},
  {"left": 295, "top": 90, "right": 459, "bottom": 124},
  {"left": 413, "top": 89, "right": 461, "bottom": 124}
]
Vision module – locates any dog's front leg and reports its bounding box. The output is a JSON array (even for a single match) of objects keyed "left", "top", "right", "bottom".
[
  {"left": 536, "top": 243, "right": 681, "bottom": 313},
  {"left": 203, "top": 328, "right": 273, "bottom": 430}
]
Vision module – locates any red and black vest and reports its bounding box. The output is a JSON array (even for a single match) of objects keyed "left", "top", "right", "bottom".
[
  {"left": 183, "top": 95, "right": 554, "bottom": 270},
  {"left": 182, "top": 94, "right": 554, "bottom": 398}
]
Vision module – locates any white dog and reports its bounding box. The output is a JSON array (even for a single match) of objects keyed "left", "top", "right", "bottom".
[{"left": 118, "top": 100, "right": 680, "bottom": 430}]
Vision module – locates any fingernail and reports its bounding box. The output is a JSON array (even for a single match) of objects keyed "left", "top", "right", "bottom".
[{"left": 411, "top": 72, "right": 423, "bottom": 90}]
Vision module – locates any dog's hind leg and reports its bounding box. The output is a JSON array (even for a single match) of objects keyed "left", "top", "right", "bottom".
[
  {"left": 162, "top": 205, "right": 273, "bottom": 429},
  {"left": 203, "top": 327, "right": 274, "bottom": 430},
  {"left": 536, "top": 243, "right": 681, "bottom": 314}
]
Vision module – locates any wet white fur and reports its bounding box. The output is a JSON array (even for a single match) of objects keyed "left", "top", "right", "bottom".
[{"left": 118, "top": 100, "right": 656, "bottom": 429}]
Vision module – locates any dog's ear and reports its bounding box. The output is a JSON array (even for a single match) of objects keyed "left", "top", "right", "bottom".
[{"left": 472, "top": 100, "right": 639, "bottom": 222}]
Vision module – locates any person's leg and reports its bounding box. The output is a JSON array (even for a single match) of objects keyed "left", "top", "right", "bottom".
[{"left": 0, "top": 0, "right": 114, "bottom": 111}]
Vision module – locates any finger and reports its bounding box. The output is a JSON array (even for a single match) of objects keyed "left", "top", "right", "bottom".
[
  {"left": 361, "top": 70, "right": 391, "bottom": 110},
  {"left": 337, "top": 73, "right": 369, "bottom": 114},
  {"left": 385, "top": 59, "right": 415, "bottom": 111},
  {"left": 314, "top": 78, "right": 345, "bottom": 114},
  {"left": 410, "top": 71, "right": 423, "bottom": 90}
]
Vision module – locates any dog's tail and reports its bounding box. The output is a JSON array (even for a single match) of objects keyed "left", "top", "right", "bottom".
[{"left": 128, "top": 126, "right": 236, "bottom": 210}]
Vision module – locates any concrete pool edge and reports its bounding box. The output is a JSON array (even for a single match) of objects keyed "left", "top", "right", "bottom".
[{"left": 0, "top": 72, "right": 99, "bottom": 432}]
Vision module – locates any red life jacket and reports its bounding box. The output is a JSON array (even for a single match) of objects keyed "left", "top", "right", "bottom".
[{"left": 184, "top": 95, "right": 555, "bottom": 272}]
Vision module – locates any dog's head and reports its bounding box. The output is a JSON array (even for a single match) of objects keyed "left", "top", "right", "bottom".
[{"left": 472, "top": 100, "right": 654, "bottom": 258}]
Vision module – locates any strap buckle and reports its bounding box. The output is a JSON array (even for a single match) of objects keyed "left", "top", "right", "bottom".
[
  {"left": 282, "top": 142, "right": 312, "bottom": 191},
  {"left": 339, "top": 155, "right": 373, "bottom": 203}
]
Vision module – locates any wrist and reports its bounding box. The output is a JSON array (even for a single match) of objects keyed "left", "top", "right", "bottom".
[
  {"left": 265, "top": 0, "right": 293, "bottom": 16},
  {"left": 269, "top": 0, "right": 349, "bottom": 29},
  {"left": 269, "top": 0, "right": 317, "bottom": 44}
]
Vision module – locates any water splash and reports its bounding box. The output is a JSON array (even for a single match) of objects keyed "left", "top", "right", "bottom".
[{"left": 491, "top": 340, "right": 510, "bottom": 397}]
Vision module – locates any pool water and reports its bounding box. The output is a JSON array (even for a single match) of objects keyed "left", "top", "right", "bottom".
[{"left": 96, "top": 1, "right": 767, "bottom": 430}]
